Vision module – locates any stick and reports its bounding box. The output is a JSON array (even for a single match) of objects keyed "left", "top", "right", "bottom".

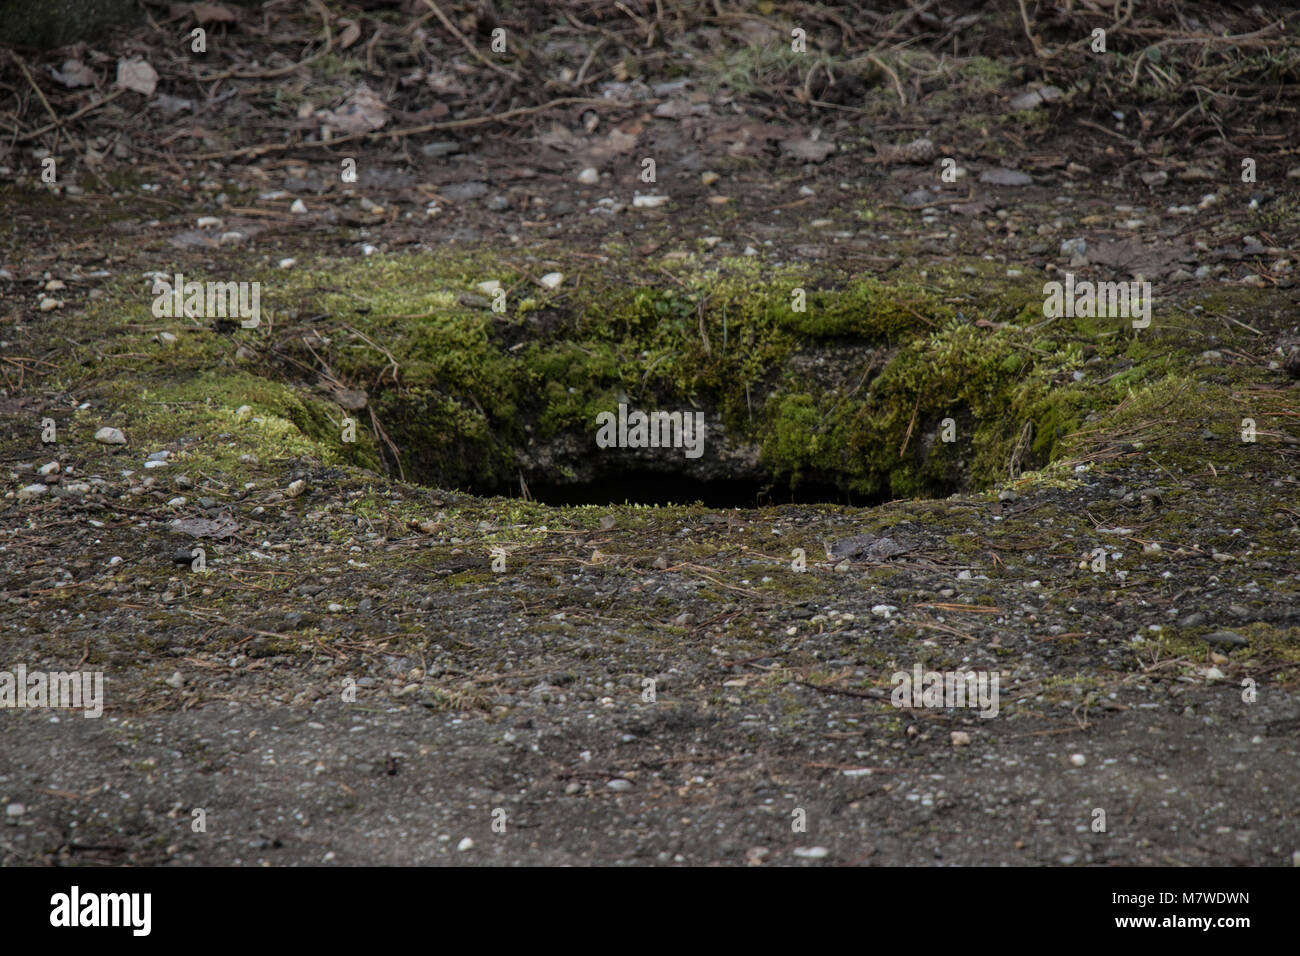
[{"left": 419, "top": 0, "right": 520, "bottom": 83}]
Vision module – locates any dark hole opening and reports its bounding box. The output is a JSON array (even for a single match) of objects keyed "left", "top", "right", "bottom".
[{"left": 473, "top": 473, "right": 889, "bottom": 509}]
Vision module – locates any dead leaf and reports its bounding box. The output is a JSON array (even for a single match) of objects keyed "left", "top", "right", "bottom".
[
  {"left": 338, "top": 20, "right": 362, "bottom": 49},
  {"left": 188, "top": 2, "right": 239, "bottom": 23},
  {"left": 780, "top": 137, "right": 835, "bottom": 163},
  {"left": 1088, "top": 238, "right": 1192, "bottom": 277},
  {"left": 539, "top": 122, "right": 581, "bottom": 151},
  {"left": 979, "top": 167, "right": 1035, "bottom": 186},
  {"left": 334, "top": 388, "right": 368, "bottom": 411},
  {"left": 318, "top": 85, "right": 388, "bottom": 134},
  {"left": 115, "top": 58, "right": 158, "bottom": 97},
  {"left": 51, "top": 60, "right": 96, "bottom": 88},
  {"left": 827, "top": 533, "right": 915, "bottom": 561},
  {"left": 171, "top": 515, "right": 240, "bottom": 539}
]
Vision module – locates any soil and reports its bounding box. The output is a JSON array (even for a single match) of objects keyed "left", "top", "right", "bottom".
[{"left": 1, "top": 1, "right": 1298, "bottom": 866}]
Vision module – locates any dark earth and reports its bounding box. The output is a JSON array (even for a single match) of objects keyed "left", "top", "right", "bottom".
[{"left": 1, "top": 1, "right": 1298, "bottom": 866}]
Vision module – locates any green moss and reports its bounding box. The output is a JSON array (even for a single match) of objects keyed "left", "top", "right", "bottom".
[{"left": 53, "top": 243, "right": 1291, "bottom": 507}]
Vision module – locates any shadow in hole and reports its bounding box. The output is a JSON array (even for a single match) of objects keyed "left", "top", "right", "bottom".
[{"left": 478, "top": 473, "right": 888, "bottom": 509}]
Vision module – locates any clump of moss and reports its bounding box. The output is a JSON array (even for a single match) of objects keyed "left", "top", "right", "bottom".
[{"left": 61, "top": 244, "right": 1275, "bottom": 505}]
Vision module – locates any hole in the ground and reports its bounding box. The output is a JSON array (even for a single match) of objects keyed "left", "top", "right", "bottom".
[{"left": 470, "top": 473, "right": 890, "bottom": 508}]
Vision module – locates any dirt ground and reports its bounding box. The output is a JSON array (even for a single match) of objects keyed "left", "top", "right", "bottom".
[{"left": 1, "top": 1, "right": 1298, "bottom": 866}]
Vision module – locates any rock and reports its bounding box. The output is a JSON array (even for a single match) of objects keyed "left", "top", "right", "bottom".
[
  {"left": 457, "top": 837, "right": 474, "bottom": 851},
  {"left": 827, "top": 534, "right": 914, "bottom": 561},
  {"left": 5, "top": 803, "right": 24, "bottom": 817},
  {"left": 38, "top": 296, "right": 61, "bottom": 311},
  {"left": 980, "top": 168, "right": 1034, "bottom": 187},
  {"left": 1140, "top": 170, "right": 1168, "bottom": 187},
  {"left": 165, "top": 671, "right": 184, "bottom": 689},
  {"left": 700, "top": 171, "right": 720, "bottom": 186},
  {"left": 287, "top": 479, "right": 306, "bottom": 498},
  {"left": 632, "top": 193, "right": 670, "bottom": 208},
  {"left": 1060, "top": 237, "right": 1088, "bottom": 266},
  {"left": 577, "top": 167, "right": 600, "bottom": 185},
  {"left": 94, "top": 427, "right": 126, "bottom": 445},
  {"left": 539, "top": 272, "right": 564, "bottom": 290},
  {"left": 17, "top": 484, "right": 48, "bottom": 500},
  {"left": 792, "top": 846, "right": 829, "bottom": 859},
  {"left": 875, "top": 138, "right": 935, "bottom": 164},
  {"left": 441, "top": 181, "right": 488, "bottom": 201},
  {"left": 1069, "top": 753, "right": 1087, "bottom": 767},
  {"left": 951, "top": 731, "right": 972, "bottom": 747},
  {"left": 1204, "top": 630, "right": 1248, "bottom": 647},
  {"left": 290, "top": 198, "right": 308, "bottom": 214},
  {"left": 606, "top": 778, "right": 633, "bottom": 791},
  {"left": 486, "top": 194, "right": 510, "bottom": 212},
  {"left": 421, "top": 141, "right": 460, "bottom": 158},
  {"left": 1009, "top": 90, "right": 1044, "bottom": 111}
]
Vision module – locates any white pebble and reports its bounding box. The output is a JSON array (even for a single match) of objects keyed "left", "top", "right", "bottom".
[{"left": 792, "top": 846, "right": 828, "bottom": 859}]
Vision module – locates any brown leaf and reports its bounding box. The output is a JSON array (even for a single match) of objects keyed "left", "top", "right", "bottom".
[
  {"left": 189, "top": 3, "right": 239, "bottom": 24},
  {"left": 171, "top": 515, "right": 240, "bottom": 539},
  {"left": 115, "top": 58, "right": 158, "bottom": 97},
  {"left": 1089, "top": 238, "right": 1192, "bottom": 277},
  {"left": 51, "top": 60, "right": 96, "bottom": 88},
  {"left": 780, "top": 137, "right": 835, "bottom": 163},
  {"left": 334, "top": 388, "right": 368, "bottom": 411},
  {"left": 338, "top": 20, "right": 362, "bottom": 50},
  {"left": 318, "top": 84, "right": 388, "bottom": 134}
]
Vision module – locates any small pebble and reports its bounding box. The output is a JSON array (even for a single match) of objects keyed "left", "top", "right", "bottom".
[{"left": 792, "top": 846, "right": 829, "bottom": 859}]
